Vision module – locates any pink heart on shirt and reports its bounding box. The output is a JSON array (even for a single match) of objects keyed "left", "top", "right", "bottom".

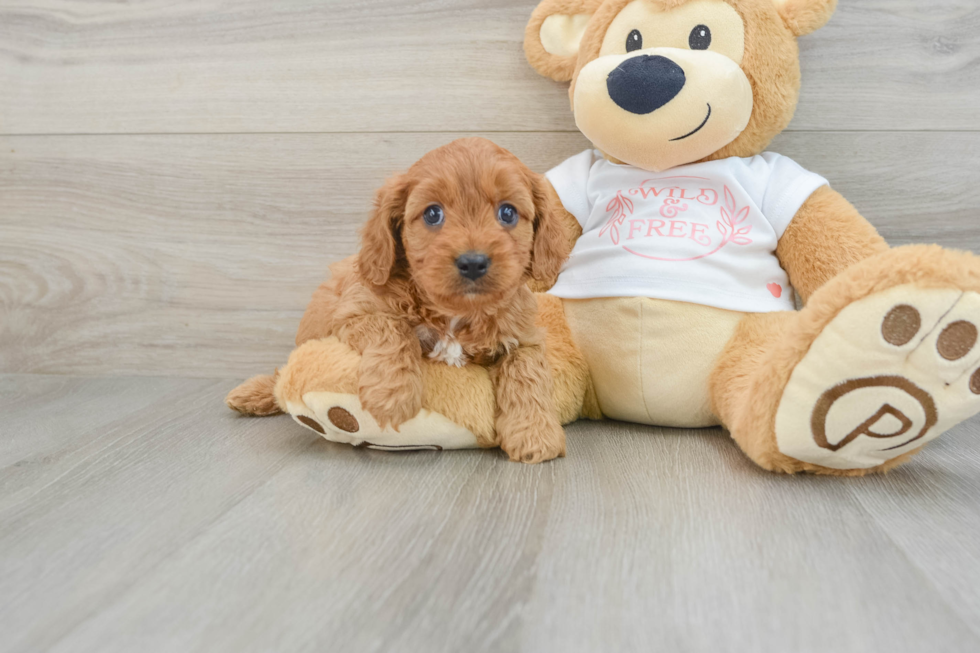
[{"left": 767, "top": 283, "right": 783, "bottom": 298}]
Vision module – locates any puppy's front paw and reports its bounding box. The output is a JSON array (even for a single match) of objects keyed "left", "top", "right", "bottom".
[
  {"left": 500, "top": 419, "right": 566, "bottom": 464},
  {"left": 358, "top": 379, "right": 423, "bottom": 430}
]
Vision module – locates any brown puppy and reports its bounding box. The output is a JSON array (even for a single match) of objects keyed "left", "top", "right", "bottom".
[{"left": 228, "top": 137, "right": 573, "bottom": 463}]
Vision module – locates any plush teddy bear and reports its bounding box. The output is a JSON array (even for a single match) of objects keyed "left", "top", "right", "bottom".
[{"left": 230, "top": 0, "right": 980, "bottom": 475}]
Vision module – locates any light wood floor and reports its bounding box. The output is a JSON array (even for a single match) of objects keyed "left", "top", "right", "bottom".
[{"left": 2, "top": 1, "right": 980, "bottom": 651}]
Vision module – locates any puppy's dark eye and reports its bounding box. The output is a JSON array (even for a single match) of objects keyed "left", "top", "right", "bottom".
[
  {"left": 626, "top": 29, "right": 643, "bottom": 53},
  {"left": 423, "top": 204, "right": 444, "bottom": 227},
  {"left": 689, "top": 25, "right": 711, "bottom": 50},
  {"left": 497, "top": 204, "right": 519, "bottom": 227}
]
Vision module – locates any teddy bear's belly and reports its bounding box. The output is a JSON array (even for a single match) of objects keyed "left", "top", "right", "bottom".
[{"left": 563, "top": 297, "right": 745, "bottom": 427}]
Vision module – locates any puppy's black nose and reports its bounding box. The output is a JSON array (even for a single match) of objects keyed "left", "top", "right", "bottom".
[
  {"left": 456, "top": 251, "right": 490, "bottom": 281},
  {"left": 607, "top": 55, "right": 686, "bottom": 115}
]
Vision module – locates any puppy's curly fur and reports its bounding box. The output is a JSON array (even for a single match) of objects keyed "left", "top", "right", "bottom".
[{"left": 228, "top": 138, "right": 574, "bottom": 463}]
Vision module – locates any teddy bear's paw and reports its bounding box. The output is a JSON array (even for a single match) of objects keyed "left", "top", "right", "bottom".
[
  {"left": 775, "top": 284, "right": 980, "bottom": 470},
  {"left": 283, "top": 391, "right": 480, "bottom": 451}
]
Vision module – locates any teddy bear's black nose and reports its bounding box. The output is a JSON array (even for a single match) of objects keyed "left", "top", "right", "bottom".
[{"left": 607, "top": 55, "right": 686, "bottom": 115}]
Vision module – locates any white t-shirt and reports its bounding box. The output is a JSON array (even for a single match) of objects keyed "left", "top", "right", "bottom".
[{"left": 546, "top": 150, "right": 828, "bottom": 313}]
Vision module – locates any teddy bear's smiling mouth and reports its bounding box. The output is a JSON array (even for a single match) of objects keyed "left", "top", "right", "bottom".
[{"left": 669, "top": 104, "right": 711, "bottom": 142}]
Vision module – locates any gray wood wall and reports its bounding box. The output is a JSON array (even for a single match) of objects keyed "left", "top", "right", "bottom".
[{"left": 2, "top": 0, "right": 979, "bottom": 377}]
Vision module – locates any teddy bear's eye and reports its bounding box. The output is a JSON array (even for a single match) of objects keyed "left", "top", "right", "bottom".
[
  {"left": 423, "top": 204, "right": 444, "bottom": 227},
  {"left": 689, "top": 24, "right": 712, "bottom": 50},
  {"left": 625, "top": 29, "right": 643, "bottom": 53}
]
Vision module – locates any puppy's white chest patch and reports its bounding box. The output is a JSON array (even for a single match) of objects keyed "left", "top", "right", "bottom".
[
  {"left": 417, "top": 319, "right": 468, "bottom": 368},
  {"left": 430, "top": 336, "right": 467, "bottom": 367}
]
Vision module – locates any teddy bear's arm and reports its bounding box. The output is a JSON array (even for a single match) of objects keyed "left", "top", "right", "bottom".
[{"left": 775, "top": 185, "right": 888, "bottom": 303}]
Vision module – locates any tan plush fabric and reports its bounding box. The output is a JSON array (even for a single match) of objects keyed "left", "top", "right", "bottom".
[
  {"left": 774, "top": 0, "right": 837, "bottom": 37},
  {"left": 776, "top": 185, "right": 889, "bottom": 302},
  {"left": 525, "top": 0, "right": 606, "bottom": 82},
  {"left": 565, "top": 297, "right": 744, "bottom": 427}
]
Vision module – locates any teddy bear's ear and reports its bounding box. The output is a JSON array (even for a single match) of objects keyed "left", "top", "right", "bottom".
[
  {"left": 524, "top": 0, "right": 600, "bottom": 82},
  {"left": 774, "top": 0, "right": 837, "bottom": 37}
]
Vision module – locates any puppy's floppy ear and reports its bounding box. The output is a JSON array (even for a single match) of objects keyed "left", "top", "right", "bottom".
[
  {"left": 529, "top": 172, "right": 574, "bottom": 286},
  {"left": 524, "top": 0, "right": 600, "bottom": 82},
  {"left": 358, "top": 173, "right": 409, "bottom": 287},
  {"left": 774, "top": 0, "right": 837, "bottom": 37}
]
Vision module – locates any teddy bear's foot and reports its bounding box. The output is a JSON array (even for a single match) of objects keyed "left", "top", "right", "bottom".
[
  {"left": 283, "top": 391, "right": 480, "bottom": 451},
  {"left": 273, "top": 337, "right": 496, "bottom": 452},
  {"left": 775, "top": 284, "right": 980, "bottom": 469}
]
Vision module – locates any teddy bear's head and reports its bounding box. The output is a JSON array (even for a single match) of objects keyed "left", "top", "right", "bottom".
[{"left": 524, "top": 0, "right": 836, "bottom": 172}]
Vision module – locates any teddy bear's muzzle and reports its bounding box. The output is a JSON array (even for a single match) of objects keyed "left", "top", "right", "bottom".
[{"left": 573, "top": 47, "right": 753, "bottom": 172}]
